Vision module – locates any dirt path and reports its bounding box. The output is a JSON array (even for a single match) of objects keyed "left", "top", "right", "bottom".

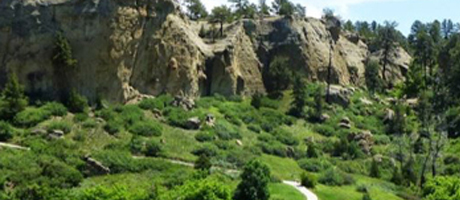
[
  {"left": 0, "top": 142, "right": 30, "bottom": 151},
  {"left": 282, "top": 180, "right": 318, "bottom": 200},
  {"left": 134, "top": 156, "right": 318, "bottom": 200}
]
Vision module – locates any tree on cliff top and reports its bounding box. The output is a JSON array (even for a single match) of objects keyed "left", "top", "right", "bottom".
[
  {"left": 184, "top": 0, "right": 208, "bottom": 20},
  {"left": 210, "top": 6, "right": 232, "bottom": 37}
]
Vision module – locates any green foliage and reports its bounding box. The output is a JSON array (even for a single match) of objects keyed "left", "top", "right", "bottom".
[
  {"left": 365, "top": 60, "right": 383, "bottom": 94},
  {"left": 251, "top": 93, "right": 262, "bottom": 109},
  {"left": 234, "top": 160, "right": 271, "bottom": 200},
  {"left": 333, "top": 136, "right": 365, "bottom": 159},
  {"left": 272, "top": 128, "right": 299, "bottom": 146},
  {"left": 306, "top": 141, "right": 319, "bottom": 158},
  {"left": 138, "top": 95, "right": 173, "bottom": 111},
  {"left": 297, "top": 158, "right": 332, "bottom": 172},
  {"left": 41, "top": 102, "right": 68, "bottom": 117},
  {"left": 14, "top": 107, "right": 50, "bottom": 127},
  {"left": 210, "top": 5, "right": 232, "bottom": 37},
  {"left": 390, "top": 167, "right": 403, "bottom": 185},
  {"left": 271, "top": 0, "right": 295, "bottom": 15},
  {"left": 313, "top": 124, "right": 335, "bottom": 137},
  {"left": 47, "top": 120, "right": 72, "bottom": 134},
  {"left": 129, "top": 120, "right": 163, "bottom": 137},
  {"left": 300, "top": 172, "right": 317, "bottom": 189},
  {"left": 73, "top": 113, "right": 89, "bottom": 123},
  {"left": 163, "top": 177, "right": 232, "bottom": 200},
  {"left": 79, "top": 184, "right": 147, "bottom": 200},
  {"left": 184, "top": 0, "right": 208, "bottom": 20},
  {"left": 104, "top": 119, "right": 122, "bottom": 134},
  {"left": 423, "top": 176, "right": 460, "bottom": 200},
  {"left": 264, "top": 56, "right": 292, "bottom": 96},
  {"left": 0, "top": 121, "right": 13, "bottom": 141},
  {"left": 369, "top": 158, "right": 381, "bottom": 178},
  {"left": 289, "top": 76, "right": 307, "bottom": 117},
  {"left": 119, "top": 105, "right": 144, "bottom": 126},
  {"left": 0, "top": 73, "right": 28, "bottom": 121},
  {"left": 308, "top": 84, "right": 325, "bottom": 122},
  {"left": 214, "top": 121, "right": 241, "bottom": 140},
  {"left": 164, "top": 107, "right": 204, "bottom": 129},
  {"left": 195, "top": 131, "right": 216, "bottom": 142},
  {"left": 362, "top": 193, "right": 373, "bottom": 200},
  {"left": 318, "top": 168, "right": 355, "bottom": 186},
  {"left": 195, "top": 154, "right": 212, "bottom": 172},
  {"left": 145, "top": 140, "right": 162, "bottom": 157},
  {"left": 67, "top": 89, "right": 88, "bottom": 113},
  {"left": 192, "top": 143, "right": 219, "bottom": 157}
]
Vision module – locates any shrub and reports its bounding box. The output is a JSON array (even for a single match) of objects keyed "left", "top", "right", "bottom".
[
  {"left": 214, "top": 122, "right": 241, "bottom": 140},
  {"left": 234, "top": 160, "right": 271, "bottom": 200},
  {"left": 0, "top": 121, "right": 13, "bottom": 141},
  {"left": 130, "top": 136, "right": 145, "bottom": 154},
  {"left": 0, "top": 73, "right": 28, "bottom": 120},
  {"left": 192, "top": 144, "right": 219, "bottom": 157},
  {"left": 96, "top": 108, "right": 119, "bottom": 121},
  {"left": 195, "top": 154, "right": 212, "bottom": 172},
  {"left": 138, "top": 95, "right": 173, "bottom": 111},
  {"left": 129, "top": 120, "right": 163, "bottom": 137},
  {"left": 301, "top": 172, "right": 317, "bottom": 189},
  {"left": 259, "top": 141, "right": 287, "bottom": 157},
  {"left": 104, "top": 119, "right": 122, "bottom": 134},
  {"left": 163, "top": 178, "right": 232, "bottom": 200},
  {"left": 297, "top": 158, "right": 332, "bottom": 172},
  {"left": 67, "top": 90, "right": 88, "bottom": 113},
  {"left": 313, "top": 125, "right": 335, "bottom": 137},
  {"left": 39, "top": 157, "right": 83, "bottom": 188},
  {"left": 119, "top": 105, "right": 145, "bottom": 126},
  {"left": 145, "top": 139, "right": 162, "bottom": 157},
  {"left": 362, "top": 193, "right": 373, "bottom": 200},
  {"left": 164, "top": 107, "right": 195, "bottom": 128},
  {"left": 318, "top": 168, "right": 355, "bottom": 186},
  {"left": 247, "top": 124, "right": 261, "bottom": 133},
  {"left": 47, "top": 121, "right": 72, "bottom": 134},
  {"left": 251, "top": 93, "right": 262, "bottom": 109},
  {"left": 260, "top": 97, "right": 280, "bottom": 109},
  {"left": 14, "top": 107, "right": 50, "bottom": 127},
  {"left": 227, "top": 95, "right": 243, "bottom": 102},
  {"left": 272, "top": 128, "right": 298, "bottom": 146},
  {"left": 41, "top": 102, "right": 67, "bottom": 116},
  {"left": 374, "top": 134, "right": 391, "bottom": 145},
  {"left": 81, "top": 119, "right": 98, "bottom": 129},
  {"left": 369, "top": 158, "right": 380, "bottom": 178},
  {"left": 73, "top": 113, "right": 88, "bottom": 123},
  {"left": 195, "top": 131, "right": 216, "bottom": 142},
  {"left": 356, "top": 184, "right": 369, "bottom": 193}
]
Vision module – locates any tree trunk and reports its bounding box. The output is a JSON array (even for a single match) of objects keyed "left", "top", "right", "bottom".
[
  {"left": 220, "top": 22, "right": 223, "bottom": 37},
  {"left": 419, "top": 136, "right": 432, "bottom": 189},
  {"left": 326, "top": 43, "right": 333, "bottom": 103}
]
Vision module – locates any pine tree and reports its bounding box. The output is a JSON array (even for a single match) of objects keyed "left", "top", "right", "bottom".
[
  {"left": 369, "top": 158, "right": 380, "bottom": 178},
  {"left": 0, "top": 73, "right": 28, "bottom": 120},
  {"left": 195, "top": 154, "right": 212, "bottom": 174},
  {"left": 234, "top": 160, "right": 271, "bottom": 200},
  {"left": 289, "top": 75, "right": 307, "bottom": 117}
]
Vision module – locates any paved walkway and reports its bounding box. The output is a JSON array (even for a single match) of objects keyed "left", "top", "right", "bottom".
[
  {"left": 0, "top": 142, "right": 30, "bottom": 151},
  {"left": 282, "top": 180, "right": 318, "bottom": 200}
]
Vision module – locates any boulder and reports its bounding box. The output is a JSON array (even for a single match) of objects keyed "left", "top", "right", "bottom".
[
  {"left": 339, "top": 122, "right": 352, "bottom": 129},
  {"left": 348, "top": 130, "right": 374, "bottom": 155},
  {"left": 326, "top": 85, "right": 353, "bottom": 107},
  {"left": 171, "top": 96, "right": 195, "bottom": 110},
  {"left": 406, "top": 98, "right": 418, "bottom": 107},
  {"left": 320, "top": 113, "right": 330, "bottom": 122},
  {"left": 359, "top": 97, "right": 373, "bottom": 106},
  {"left": 236, "top": 139, "right": 243, "bottom": 146},
  {"left": 83, "top": 156, "right": 110, "bottom": 175},
  {"left": 47, "top": 130, "right": 64, "bottom": 140},
  {"left": 205, "top": 114, "right": 216, "bottom": 127},
  {"left": 383, "top": 108, "right": 395, "bottom": 123},
  {"left": 31, "top": 128, "right": 47, "bottom": 135},
  {"left": 185, "top": 117, "right": 201, "bottom": 130}
]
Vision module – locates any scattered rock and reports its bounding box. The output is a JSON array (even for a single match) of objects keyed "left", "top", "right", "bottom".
[
  {"left": 47, "top": 130, "right": 64, "bottom": 140},
  {"left": 96, "top": 118, "right": 105, "bottom": 124},
  {"left": 171, "top": 96, "right": 195, "bottom": 110},
  {"left": 236, "top": 139, "right": 243, "bottom": 146},
  {"left": 320, "top": 113, "right": 330, "bottom": 122},
  {"left": 326, "top": 85, "right": 353, "bottom": 107},
  {"left": 286, "top": 146, "right": 296, "bottom": 158},
  {"left": 83, "top": 155, "right": 110, "bottom": 175},
  {"left": 374, "top": 154, "right": 383, "bottom": 163},
  {"left": 406, "top": 98, "right": 418, "bottom": 107},
  {"left": 205, "top": 114, "right": 215, "bottom": 127},
  {"left": 152, "top": 108, "right": 162, "bottom": 118},
  {"left": 383, "top": 108, "right": 395, "bottom": 123},
  {"left": 359, "top": 97, "right": 373, "bottom": 106},
  {"left": 185, "top": 117, "right": 201, "bottom": 130},
  {"left": 31, "top": 128, "right": 46, "bottom": 135},
  {"left": 339, "top": 122, "right": 352, "bottom": 129},
  {"left": 160, "top": 138, "right": 166, "bottom": 144},
  {"left": 348, "top": 130, "right": 374, "bottom": 155}
]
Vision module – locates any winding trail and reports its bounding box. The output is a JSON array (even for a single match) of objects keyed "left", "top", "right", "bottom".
[
  {"left": 134, "top": 156, "right": 318, "bottom": 200},
  {"left": 283, "top": 180, "right": 318, "bottom": 200},
  {"left": 0, "top": 142, "right": 30, "bottom": 151}
]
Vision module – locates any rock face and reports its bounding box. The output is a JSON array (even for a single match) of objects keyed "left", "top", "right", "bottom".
[{"left": 0, "top": 0, "right": 411, "bottom": 102}]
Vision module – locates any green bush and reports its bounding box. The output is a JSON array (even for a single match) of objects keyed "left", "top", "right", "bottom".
[
  {"left": 138, "top": 95, "right": 173, "bottom": 111},
  {"left": 162, "top": 178, "right": 232, "bottom": 200},
  {"left": 78, "top": 184, "right": 148, "bottom": 200},
  {"left": 0, "top": 73, "right": 28, "bottom": 121},
  {"left": 259, "top": 141, "right": 287, "bottom": 158},
  {"left": 0, "top": 121, "right": 13, "bottom": 141},
  {"left": 73, "top": 113, "right": 89, "bottom": 123},
  {"left": 38, "top": 156, "right": 83, "bottom": 188},
  {"left": 192, "top": 144, "right": 219, "bottom": 157},
  {"left": 260, "top": 97, "right": 280, "bottom": 109},
  {"left": 301, "top": 172, "right": 317, "bottom": 189},
  {"left": 297, "top": 158, "right": 332, "bottom": 172},
  {"left": 130, "top": 136, "right": 145, "bottom": 155},
  {"left": 272, "top": 128, "right": 298, "bottom": 146},
  {"left": 47, "top": 121, "right": 72, "bottom": 134},
  {"left": 14, "top": 107, "right": 50, "bottom": 127},
  {"left": 119, "top": 105, "right": 145, "bottom": 126},
  {"left": 247, "top": 124, "right": 262, "bottom": 133},
  {"left": 195, "top": 154, "right": 212, "bottom": 172},
  {"left": 67, "top": 90, "right": 88, "bottom": 113},
  {"left": 164, "top": 107, "right": 203, "bottom": 128},
  {"left": 318, "top": 168, "right": 355, "bottom": 186},
  {"left": 96, "top": 108, "right": 119, "bottom": 121},
  {"left": 423, "top": 176, "right": 460, "bottom": 200},
  {"left": 41, "top": 102, "right": 67, "bottom": 116},
  {"left": 81, "top": 119, "right": 98, "bottom": 129},
  {"left": 195, "top": 131, "right": 216, "bottom": 142},
  {"left": 104, "top": 119, "right": 122, "bottom": 134},
  {"left": 129, "top": 120, "right": 163, "bottom": 137},
  {"left": 145, "top": 139, "right": 162, "bottom": 157},
  {"left": 214, "top": 121, "right": 241, "bottom": 140},
  {"left": 313, "top": 125, "right": 336, "bottom": 137},
  {"left": 234, "top": 160, "right": 271, "bottom": 200},
  {"left": 374, "top": 134, "right": 391, "bottom": 145}
]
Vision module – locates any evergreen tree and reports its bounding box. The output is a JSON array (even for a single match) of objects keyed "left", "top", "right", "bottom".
[
  {"left": 343, "top": 20, "right": 355, "bottom": 32},
  {"left": 195, "top": 154, "right": 212, "bottom": 173},
  {"left": 391, "top": 167, "right": 403, "bottom": 185},
  {"left": 306, "top": 141, "right": 319, "bottom": 158},
  {"left": 264, "top": 56, "right": 292, "bottom": 97},
  {"left": 377, "top": 21, "right": 398, "bottom": 83},
  {"left": 184, "top": 0, "right": 208, "bottom": 20},
  {"left": 52, "top": 33, "right": 77, "bottom": 101},
  {"left": 210, "top": 6, "right": 232, "bottom": 37},
  {"left": 258, "top": 0, "right": 270, "bottom": 16},
  {"left": 402, "top": 156, "right": 418, "bottom": 185},
  {"left": 271, "top": 0, "right": 294, "bottom": 16},
  {"left": 234, "top": 160, "right": 271, "bottom": 200},
  {"left": 369, "top": 158, "right": 380, "bottom": 178},
  {"left": 289, "top": 75, "right": 307, "bottom": 117},
  {"left": 365, "top": 59, "right": 383, "bottom": 94},
  {"left": 0, "top": 73, "right": 28, "bottom": 121},
  {"left": 67, "top": 89, "right": 88, "bottom": 113},
  {"left": 251, "top": 92, "right": 262, "bottom": 109}
]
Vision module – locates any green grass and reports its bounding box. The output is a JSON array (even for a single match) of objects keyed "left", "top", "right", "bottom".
[
  {"left": 260, "top": 154, "right": 303, "bottom": 180},
  {"left": 269, "top": 183, "right": 305, "bottom": 200}
]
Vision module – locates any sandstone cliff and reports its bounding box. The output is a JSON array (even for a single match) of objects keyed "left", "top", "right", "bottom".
[{"left": 0, "top": 0, "right": 411, "bottom": 102}]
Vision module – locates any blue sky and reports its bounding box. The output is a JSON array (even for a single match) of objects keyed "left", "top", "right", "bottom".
[{"left": 199, "top": 0, "right": 460, "bottom": 35}]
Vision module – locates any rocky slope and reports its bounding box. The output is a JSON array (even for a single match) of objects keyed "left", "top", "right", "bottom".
[{"left": 0, "top": 0, "right": 411, "bottom": 102}]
